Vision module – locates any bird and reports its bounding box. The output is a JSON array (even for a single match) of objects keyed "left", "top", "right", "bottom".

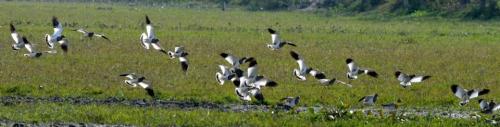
[
  {"left": 219, "top": 53, "right": 250, "bottom": 71},
  {"left": 280, "top": 96, "right": 300, "bottom": 110},
  {"left": 381, "top": 99, "right": 402, "bottom": 111},
  {"left": 10, "top": 24, "right": 25, "bottom": 50},
  {"left": 215, "top": 65, "right": 235, "bottom": 85},
  {"left": 45, "top": 16, "right": 69, "bottom": 53},
  {"left": 140, "top": 15, "right": 167, "bottom": 55},
  {"left": 244, "top": 59, "right": 278, "bottom": 89},
  {"left": 73, "top": 28, "right": 110, "bottom": 41},
  {"left": 266, "top": 28, "right": 296, "bottom": 50},
  {"left": 479, "top": 99, "right": 500, "bottom": 114},
  {"left": 20, "top": 37, "right": 42, "bottom": 58},
  {"left": 119, "top": 73, "right": 155, "bottom": 98},
  {"left": 395, "top": 71, "right": 431, "bottom": 88},
  {"left": 167, "top": 46, "right": 189, "bottom": 72},
  {"left": 451, "top": 84, "right": 489, "bottom": 106},
  {"left": 359, "top": 93, "right": 378, "bottom": 106},
  {"left": 289, "top": 51, "right": 349, "bottom": 86},
  {"left": 346, "top": 58, "right": 378, "bottom": 80}
]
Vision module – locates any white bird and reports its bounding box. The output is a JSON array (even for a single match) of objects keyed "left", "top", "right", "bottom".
[
  {"left": 119, "top": 73, "right": 155, "bottom": 98},
  {"left": 167, "top": 46, "right": 189, "bottom": 72},
  {"left": 21, "top": 37, "right": 42, "bottom": 58},
  {"left": 10, "top": 24, "right": 25, "bottom": 50},
  {"left": 45, "top": 16, "right": 68, "bottom": 53},
  {"left": 219, "top": 53, "right": 250, "bottom": 71},
  {"left": 267, "top": 28, "right": 296, "bottom": 50},
  {"left": 359, "top": 93, "right": 378, "bottom": 106},
  {"left": 451, "top": 84, "right": 489, "bottom": 106},
  {"left": 73, "top": 28, "right": 110, "bottom": 41},
  {"left": 215, "top": 65, "right": 235, "bottom": 85},
  {"left": 140, "top": 15, "right": 167, "bottom": 55},
  {"left": 395, "top": 71, "right": 431, "bottom": 88},
  {"left": 346, "top": 58, "right": 378, "bottom": 80},
  {"left": 290, "top": 51, "right": 346, "bottom": 86},
  {"left": 479, "top": 99, "right": 500, "bottom": 114},
  {"left": 280, "top": 96, "right": 300, "bottom": 110},
  {"left": 244, "top": 59, "right": 278, "bottom": 89}
]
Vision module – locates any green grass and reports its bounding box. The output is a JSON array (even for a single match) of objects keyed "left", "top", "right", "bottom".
[{"left": 0, "top": 1, "right": 499, "bottom": 126}]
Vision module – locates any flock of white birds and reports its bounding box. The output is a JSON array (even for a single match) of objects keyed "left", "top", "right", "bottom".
[{"left": 8, "top": 15, "right": 498, "bottom": 114}]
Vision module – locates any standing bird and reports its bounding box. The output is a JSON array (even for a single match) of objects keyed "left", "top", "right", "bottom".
[
  {"left": 266, "top": 28, "right": 296, "bottom": 50},
  {"left": 73, "top": 28, "right": 110, "bottom": 41},
  {"left": 119, "top": 73, "right": 155, "bottom": 98},
  {"left": 167, "top": 46, "right": 189, "bottom": 72},
  {"left": 45, "top": 16, "right": 69, "bottom": 53},
  {"left": 290, "top": 51, "right": 349, "bottom": 86},
  {"left": 395, "top": 71, "right": 431, "bottom": 88},
  {"left": 280, "top": 96, "right": 300, "bottom": 110},
  {"left": 21, "top": 37, "right": 42, "bottom": 58},
  {"left": 359, "top": 94, "right": 378, "bottom": 106},
  {"left": 346, "top": 58, "right": 378, "bottom": 80},
  {"left": 451, "top": 84, "right": 489, "bottom": 106},
  {"left": 140, "top": 15, "right": 167, "bottom": 55},
  {"left": 10, "top": 24, "right": 25, "bottom": 50},
  {"left": 479, "top": 99, "right": 500, "bottom": 114}
]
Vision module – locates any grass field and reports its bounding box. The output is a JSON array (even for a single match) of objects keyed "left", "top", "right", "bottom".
[{"left": 0, "top": 1, "right": 499, "bottom": 126}]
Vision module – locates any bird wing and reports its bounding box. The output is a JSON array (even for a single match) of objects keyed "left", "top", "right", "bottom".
[
  {"left": 468, "top": 89, "right": 490, "bottom": 99},
  {"left": 410, "top": 75, "right": 430, "bottom": 83},
  {"left": 347, "top": 61, "right": 358, "bottom": 73},
  {"left": 479, "top": 99, "right": 489, "bottom": 110},
  {"left": 253, "top": 76, "right": 278, "bottom": 88},
  {"left": 10, "top": 24, "right": 21, "bottom": 44},
  {"left": 59, "top": 39, "right": 69, "bottom": 53},
  {"left": 174, "top": 46, "right": 185, "bottom": 53},
  {"left": 22, "top": 37, "right": 35, "bottom": 53},
  {"left": 290, "top": 51, "right": 307, "bottom": 72},
  {"left": 397, "top": 73, "right": 408, "bottom": 82},
  {"left": 493, "top": 104, "right": 500, "bottom": 111},
  {"left": 247, "top": 60, "right": 258, "bottom": 80},
  {"left": 451, "top": 85, "right": 465, "bottom": 99},
  {"left": 271, "top": 33, "right": 280, "bottom": 45},
  {"left": 220, "top": 53, "right": 239, "bottom": 66},
  {"left": 75, "top": 28, "right": 87, "bottom": 34},
  {"left": 179, "top": 56, "right": 189, "bottom": 72},
  {"left": 151, "top": 42, "right": 163, "bottom": 51},
  {"left": 95, "top": 33, "right": 110, "bottom": 41},
  {"left": 52, "top": 17, "right": 63, "bottom": 37},
  {"left": 120, "top": 73, "right": 137, "bottom": 80},
  {"left": 146, "top": 24, "right": 155, "bottom": 39},
  {"left": 137, "top": 82, "right": 150, "bottom": 89}
]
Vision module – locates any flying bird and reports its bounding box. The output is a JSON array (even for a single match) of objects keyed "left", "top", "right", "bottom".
[
  {"left": 21, "top": 37, "right": 42, "bottom": 58},
  {"left": 219, "top": 53, "right": 250, "bottom": 71},
  {"left": 346, "top": 58, "right": 378, "bottom": 80},
  {"left": 244, "top": 59, "right": 278, "bottom": 89},
  {"left": 119, "top": 73, "right": 155, "bottom": 98},
  {"left": 167, "top": 46, "right": 189, "bottom": 72},
  {"left": 290, "top": 51, "right": 350, "bottom": 86},
  {"left": 215, "top": 65, "right": 235, "bottom": 85},
  {"left": 479, "top": 99, "right": 500, "bottom": 114},
  {"left": 395, "top": 71, "right": 431, "bottom": 88},
  {"left": 451, "top": 84, "right": 489, "bottom": 106},
  {"left": 140, "top": 15, "right": 167, "bottom": 55},
  {"left": 359, "top": 94, "right": 378, "bottom": 106},
  {"left": 73, "top": 28, "right": 110, "bottom": 41},
  {"left": 10, "top": 24, "right": 25, "bottom": 50},
  {"left": 45, "top": 16, "right": 69, "bottom": 53},
  {"left": 267, "top": 28, "right": 296, "bottom": 50}
]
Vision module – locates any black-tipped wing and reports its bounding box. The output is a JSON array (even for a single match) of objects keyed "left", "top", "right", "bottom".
[{"left": 145, "top": 87, "right": 155, "bottom": 98}]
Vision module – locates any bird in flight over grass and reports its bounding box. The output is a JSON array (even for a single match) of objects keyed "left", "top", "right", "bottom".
[
  {"left": 230, "top": 58, "right": 277, "bottom": 102},
  {"left": 359, "top": 93, "right": 378, "bottom": 106},
  {"left": 479, "top": 99, "right": 500, "bottom": 114},
  {"left": 395, "top": 71, "right": 431, "bottom": 88},
  {"left": 140, "top": 15, "right": 167, "bottom": 55},
  {"left": 10, "top": 24, "right": 25, "bottom": 50},
  {"left": 45, "top": 16, "right": 69, "bottom": 54},
  {"left": 219, "top": 52, "right": 251, "bottom": 71},
  {"left": 167, "top": 46, "right": 189, "bottom": 73},
  {"left": 451, "top": 84, "right": 489, "bottom": 106},
  {"left": 21, "top": 36, "right": 42, "bottom": 58},
  {"left": 290, "top": 51, "right": 351, "bottom": 86},
  {"left": 119, "top": 73, "right": 155, "bottom": 98},
  {"left": 267, "top": 28, "right": 296, "bottom": 50},
  {"left": 73, "top": 28, "right": 110, "bottom": 41},
  {"left": 346, "top": 58, "right": 378, "bottom": 80},
  {"left": 215, "top": 65, "right": 235, "bottom": 85}
]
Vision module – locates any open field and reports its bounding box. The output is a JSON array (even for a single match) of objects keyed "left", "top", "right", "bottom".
[{"left": 0, "top": 1, "right": 499, "bottom": 126}]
